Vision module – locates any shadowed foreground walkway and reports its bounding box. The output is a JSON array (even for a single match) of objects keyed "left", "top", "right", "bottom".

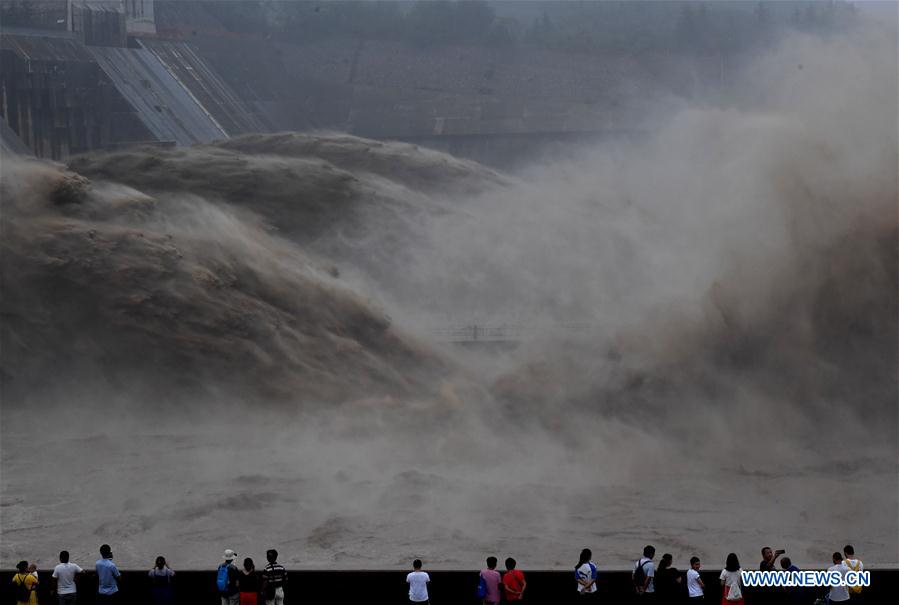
[{"left": 1, "top": 568, "right": 894, "bottom": 604}]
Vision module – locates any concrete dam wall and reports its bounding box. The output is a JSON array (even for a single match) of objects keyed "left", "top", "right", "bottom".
[
  {"left": 1, "top": 0, "right": 725, "bottom": 165},
  {"left": 0, "top": 28, "right": 258, "bottom": 158}
]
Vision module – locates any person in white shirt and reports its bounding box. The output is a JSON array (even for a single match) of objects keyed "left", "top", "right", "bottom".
[
  {"left": 828, "top": 552, "right": 851, "bottom": 602},
  {"left": 686, "top": 556, "right": 705, "bottom": 600},
  {"left": 633, "top": 545, "right": 656, "bottom": 597},
  {"left": 406, "top": 559, "right": 430, "bottom": 604},
  {"left": 842, "top": 545, "right": 863, "bottom": 573},
  {"left": 575, "top": 548, "right": 598, "bottom": 598},
  {"left": 51, "top": 550, "right": 84, "bottom": 604},
  {"left": 719, "top": 553, "right": 743, "bottom": 604}
]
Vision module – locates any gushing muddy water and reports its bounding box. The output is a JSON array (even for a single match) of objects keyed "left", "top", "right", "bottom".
[{"left": 1, "top": 26, "right": 896, "bottom": 568}]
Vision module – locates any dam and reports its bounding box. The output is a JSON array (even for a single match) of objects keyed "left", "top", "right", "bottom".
[{"left": 1, "top": 0, "right": 703, "bottom": 165}]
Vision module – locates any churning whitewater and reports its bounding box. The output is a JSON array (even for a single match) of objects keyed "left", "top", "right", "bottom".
[{"left": 1, "top": 27, "right": 896, "bottom": 568}]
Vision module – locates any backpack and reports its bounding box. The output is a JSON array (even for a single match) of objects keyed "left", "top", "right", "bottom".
[
  {"left": 13, "top": 574, "right": 32, "bottom": 603},
  {"left": 476, "top": 574, "right": 488, "bottom": 599},
  {"left": 217, "top": 563, "right": 230, "bottom": 593},
  {"left": 633, "top": 559, "right": 650, "bottom": 593},
  {"left": 845, "top": 560, "right": 863, "bottom": 594},
  {"left": 724, "top": 572, "right": 742, "bottom": 601}
]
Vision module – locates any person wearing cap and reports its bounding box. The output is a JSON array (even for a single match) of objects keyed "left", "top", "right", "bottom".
[
  {"left": 96, "top": 544, "right": 121, "bottom": 603},
  {"left": 218, "top": 549, "right": 241, "bottom": 605}
]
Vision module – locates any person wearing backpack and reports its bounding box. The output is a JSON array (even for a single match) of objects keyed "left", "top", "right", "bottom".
[
  {"left": 575, "top": 548, "right": 598, "bottom": 600},
  {"left": 719, "top": 553, "right": 744, "bottom": 605},
  {"left": 12, "top": 560, "right": 38, "bottom": 605},
  {"left": 633, "top": 545, "right": 656, "bottom": 599},
  {"left": 843, "top": 545, "right": 864, "bottom": 603},
  {"left": 479, "top": 556, "right": 502, "bottom": 605},
  {"left": 217, "top": 549, "right": 241, "bottom": 605},
  {"left": 148, "top": 556, "right": 175, "bottom": 605}
]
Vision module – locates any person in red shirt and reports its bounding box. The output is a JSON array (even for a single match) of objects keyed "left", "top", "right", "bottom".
[{"left": 503, "top": 557, "right": 527, "bottom": 602}]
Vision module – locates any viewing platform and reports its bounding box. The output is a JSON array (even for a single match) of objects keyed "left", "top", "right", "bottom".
[{"left": 2, "top": 567, "right": 895, "bottom": 604}]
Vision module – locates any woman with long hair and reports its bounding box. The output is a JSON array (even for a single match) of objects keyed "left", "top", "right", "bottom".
[
  {"left": 148, "top": 555, "right": 175, "bottom": 605},
  {"left": 719, "top": 553, "right": 744, "bottom": 605},
  {"left": 654, "top": 553, "right": 684, "bottom": 601},
  {"left": 239, "top": 557, "right": 261, "bottom": 605},
  {"left": 574, "top": 548, "right": 598, "bottom": 600}
]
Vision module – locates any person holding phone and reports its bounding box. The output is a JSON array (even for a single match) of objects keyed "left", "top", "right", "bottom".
[
  {"left": 759, "top": 547, "right": 785, "bottom": 571},
  {"left": 96, "top": 544, "right": 122, "bottom": 604},
  {"left": 149, "top": 556, "right": 175, "bottom": 605},
  {"left": 758, "top": 548, "right": 785, "bottom": 605}
]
